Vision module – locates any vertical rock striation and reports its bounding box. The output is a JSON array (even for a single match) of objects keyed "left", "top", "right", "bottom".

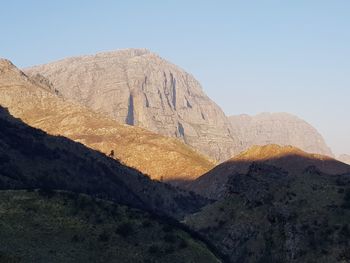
[{"left": 25, "top": 49, "right": 240, "bottom": 161}]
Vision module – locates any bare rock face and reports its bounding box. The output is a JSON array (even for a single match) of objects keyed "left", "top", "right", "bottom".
[
  {"left": 24, "top": 49, "right": 240, "bottom": 161},
  {"left": 338, "top": 154, "right": 350, "bottom": 165},
  {"left": 229, "top": 112, "right": 333, "bottom": 157}
]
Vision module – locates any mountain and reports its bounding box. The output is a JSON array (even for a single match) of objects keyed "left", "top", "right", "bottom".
[
  {"left": 229, "top": 112, "right": 333, "bottom": 157},
  {"left": 185, "top": 145, "right": 350, "bottom": 262},
  {"left": 188, "top": 144, "right": 350, "bottom": 199},
  {"left": 0, "top": 58, "right": 223, "bottom": 261},
  {"left": 24, "top": 49, "right": 240, "bottom": 161},
  {"left": 339, "top": 154, "right": 350, "bottom": 165},
  {"left": 0, "top": 96, "right": 210, "bottom": 220},
  {"left": 0, "top": 58, "right": 214, "bottom": 184},
  {"left": 0, "top": 190, "right": 220, "bottom": 263}
]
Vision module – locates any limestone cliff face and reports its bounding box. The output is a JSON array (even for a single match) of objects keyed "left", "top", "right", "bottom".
[
  {"left": 229, "top": 112, "right": 333, "bottom": 157},
  {"left": 25, "top": 49, "right": 239, "bottom": 161}
]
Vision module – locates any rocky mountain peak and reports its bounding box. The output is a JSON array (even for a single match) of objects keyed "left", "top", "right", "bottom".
[
  {"left": 0, "top": 58, "right": 15, "bottom": 70},
  {"left": 229, "top": 112, "right": 333, "bottom": 157},
  {"left": 24, "top": 49, "right": 240, "bottom": 161}
]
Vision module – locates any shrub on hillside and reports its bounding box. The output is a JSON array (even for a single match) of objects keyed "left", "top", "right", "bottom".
[
  {"left": 98, "top": 231, "right": 110, "bottom": 242},
  {"left": 148, "top": 245, "right": 161, "bottom": 255},
  {"left": 342, "top": 189, "right": 350, "bottom": 209},
  {"left": 163, "top": 233, "right": 176, "bottom": 243},
  {"left": 116, "top": 222, "right": 134, "bottom": 238}
]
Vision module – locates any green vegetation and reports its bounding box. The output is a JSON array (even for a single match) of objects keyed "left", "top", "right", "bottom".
[
  {"left": 186, "top": 163, "right": 350, "bottom": 262},
  {"left": 0, "top": 190, "right": 220, "bottom": 263}
]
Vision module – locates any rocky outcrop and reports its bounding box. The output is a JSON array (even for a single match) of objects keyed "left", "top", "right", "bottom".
[
  {"left": 229, "top": 112, "right": 333, "bottom": 156},
  {"left": 24, "top": 49, "right": 240, "bottom": 161}
]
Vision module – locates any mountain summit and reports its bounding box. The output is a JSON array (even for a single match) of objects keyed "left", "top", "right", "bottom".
[
  {"left": 25, "top": 49, "right": 240, "bottom": 161},
  {"left": 229, "top": 112, "right": 333, "bottom": 156}
]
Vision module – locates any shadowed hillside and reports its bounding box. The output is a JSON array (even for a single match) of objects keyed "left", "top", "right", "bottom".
[
  {"left": 188, "top": 145, "right": 350, "bottom": 199},
  {"left": 0, "top": 190, "right": 220, "bottom": 263},
  {"left": 185, "top": 145, "right": 350, "bottom": 262},
  {"left": 0, "top": 58, "right": 214, "bottom": 184},
  {"left": 0, "top": 105, "right": 209, "bottom": 219}
]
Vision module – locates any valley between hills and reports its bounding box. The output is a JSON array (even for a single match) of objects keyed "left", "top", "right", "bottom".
[{"left": 1, "top": 50, "right": 350, "bottom": 263}]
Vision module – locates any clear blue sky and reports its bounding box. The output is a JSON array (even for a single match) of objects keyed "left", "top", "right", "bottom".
[{"left": 1, "top": 0, "right": 349, "bottom": 155}]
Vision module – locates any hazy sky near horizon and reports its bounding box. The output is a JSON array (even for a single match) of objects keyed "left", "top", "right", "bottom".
[{"left": 1, "top": 1, "right": 349, "bottom": 155}]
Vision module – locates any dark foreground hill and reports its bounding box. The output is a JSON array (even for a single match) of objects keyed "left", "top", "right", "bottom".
[
  {"left": 0, "top": 105, "right": 208, "bottom": 220},
  {"left": 185, "top": 146, "right": 350, "bottom": 262},
  {"left": 0, "top": 190, "right": 220, "bottom": 263}
]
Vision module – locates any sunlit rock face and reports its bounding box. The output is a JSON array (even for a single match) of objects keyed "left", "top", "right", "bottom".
[
  {"left": 229, "top": 112, "right": 333, "bottom": 157},
  {"left": 25, "top": 49, "right": 240, "bottom": 162}
]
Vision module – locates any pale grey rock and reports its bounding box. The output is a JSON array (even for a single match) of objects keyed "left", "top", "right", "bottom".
[
  {"left": 338, "top": 154, "right": 350, "bottom": 165},
  {"left": 25, "top": 49, "right": 240, "bottom": 161},
  {"left": 229, "top": 112, "right": 333, "bottom": 156}
]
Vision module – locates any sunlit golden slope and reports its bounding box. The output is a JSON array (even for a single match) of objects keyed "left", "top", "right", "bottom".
[
  {"left": 0, "top": 58, "right": 214, "bottom": 183},
  {"left": 188, "top": 144, "right": 350, "bottom": 199}
]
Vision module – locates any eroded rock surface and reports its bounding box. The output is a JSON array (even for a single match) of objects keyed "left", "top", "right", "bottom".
[
  {"left": 25, "top": 49, "right": 240, "bottom": 161},
  {"left": 229, "top": 112, "right": 333, "bottom": 156}
]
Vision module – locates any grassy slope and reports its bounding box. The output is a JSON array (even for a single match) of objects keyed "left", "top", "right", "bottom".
[{"left": 0, "top": 190, "right": 220, "bottom": 263}]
